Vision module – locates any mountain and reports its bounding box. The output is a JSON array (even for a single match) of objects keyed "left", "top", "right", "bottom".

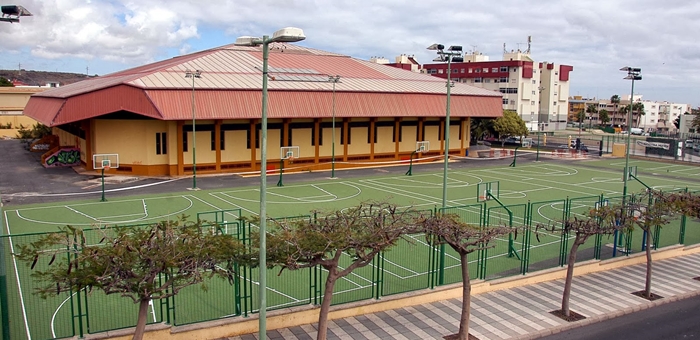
[{"left": 0, "top": 69, "right": 95, "bottom": 87}]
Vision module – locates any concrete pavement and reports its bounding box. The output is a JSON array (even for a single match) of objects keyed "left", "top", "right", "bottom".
[{"left": 225, "top": 252, "right": 700, "bottom": 340}]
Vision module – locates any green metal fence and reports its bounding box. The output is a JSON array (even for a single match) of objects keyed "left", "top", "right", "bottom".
[{"left": 1, "top": 192, "right": 698, "bottom": 340}]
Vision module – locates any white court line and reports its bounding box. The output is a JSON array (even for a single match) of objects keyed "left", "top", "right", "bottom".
[{"left": 4, "top": 210, "right": 32, "bottom": 340}]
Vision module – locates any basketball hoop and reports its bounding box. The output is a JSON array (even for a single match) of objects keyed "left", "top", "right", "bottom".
[
  {"left": 288, "top": 156, "right": 294, "bottom": 164},
  {"left": 103, "top": 166, "right": 110, "bottom": 171}
]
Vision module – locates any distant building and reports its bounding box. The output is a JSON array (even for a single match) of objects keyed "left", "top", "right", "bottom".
[
  {"left": 568, "top": 95, "right": 689, "bottom": 133},
  {"left": 387, "top": 43, "right": 573, "bottom": 132}
]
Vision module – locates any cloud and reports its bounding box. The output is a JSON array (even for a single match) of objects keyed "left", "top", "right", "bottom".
[{"left": 1, "top": 0, "right": 699, "bottom": 106}]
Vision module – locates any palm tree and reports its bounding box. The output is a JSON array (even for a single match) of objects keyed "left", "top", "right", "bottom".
[
  {"left": 610, "top": 95, "right": 620, "bottom": 127},
  {"left": 585, "top": 104, "right": 598, "bottom": 128},
  {"left": 631, "top": 102, "right": 645, "bottom": 128},
  {"left": 599, "top": 109, "right": 610, "bottom": 126}
]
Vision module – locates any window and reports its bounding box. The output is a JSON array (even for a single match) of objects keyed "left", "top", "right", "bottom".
[
  {"left": 500, "top": 66, "right": 508, "bottom": 72},
  {"left": 460, "top": 69, "right": 465, "bottom": 73},
  {"left": 156, "top": 132, "right": 167, "bottom": 155},
  {"left": 453, "top": 69, "right": 458, "bottom": 73},
  {"left": 502, "top": 98, "right": 509, "bottom": 105},
  {"left": 475, "top": 68, "right": 481, "bottom": 73},
  {"left": 182, "top": 130, "right": 188, "bottom": 152},
  {"left": 492, "top": 67, "right": 498, "bottom": 72},
  {"left": 512, "top": 68, "right": 517, "bottom": 72},
  {"left": 511, "top": 79, "right": 516, "bottom": 83},
  {"left": 468, "top": 68, "right": 473, "bottom": 73},
  {"left": 532, "top": 80, "right": 536, "bottom": 84},
  {"left": 553, "top": 102, "right": 557, "bottom": 106},
  {"left": 428, "top": 69, "right": 437, "bottom": 74},
  {"left": 532, "top": 91, "right": 536, "bottom": 95},
  {"left": 484, "top": 78, "right": 491, "bottom": 83},
  {"left": 474, "top": 78, "right": 482, "bottom": 83},
  {"left": 438, "top": 69, "right": 444, "bottom": 74},
  {"left": 483, "top": 68, "right": 488, "bottom": 73},
  {"left": 531, "top": 101, "right": 535, "bottom": 105},
  {"left": 500, "top": 77, "right": 508, "bottom": 83},
  {"left": 220, "top": 130, "right": 225, "bottom": 150},
  {"left": 510, "top": 99, "right": 515, "bottom": 104}
]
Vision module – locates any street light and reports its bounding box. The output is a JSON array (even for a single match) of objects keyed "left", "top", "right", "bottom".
[
  {"left": 428, "top": 44, "right": 463, "bottom": 210},
  {"left": 185, "top": 70, "right": 202, "bottom": 190},
  {"left": 0, "top": 5, "right": 31, "bottom": 23},
  {"left": 234, "top": 27, "right": 306, "bottom": 340},
  {"left": 329, "top": 75, "right": 341, "bottom": 178},
  {"left": 428, "top": 43, "right": 463, "bottom": 285},
  {"left": 620, "top": 66, "right": 641, "bottom": 201}
]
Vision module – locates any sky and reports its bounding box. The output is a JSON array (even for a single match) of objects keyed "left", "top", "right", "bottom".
[{"left": 1, "top": 0, "right": 699, "bottom": 107}]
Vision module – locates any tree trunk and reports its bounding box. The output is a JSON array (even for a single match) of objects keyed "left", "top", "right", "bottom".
[
  {"left": 456, "top": 252, "right": 471, "bottom": 340},
  {"left": 133, "top": 299, "right": 150, "bottom": 340},
  {"left": 561, "top": 240, "right": 581, "bottom": 317},
  {"left": 317, "top": 273, "right": 338, "bottom": 340},
  {"left": 644, "top": 229, "right": 653, "bottom": 298}
]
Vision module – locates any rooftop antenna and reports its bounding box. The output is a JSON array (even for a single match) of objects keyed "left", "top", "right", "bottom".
[
  {"left": 470, "top": 45, "right": 478, "bottom": 54},
  {"left": 503, "top": 42, "right": 507, "bottom": 54},
  {"left": 526, "top": 35, "right": 532, "bottom": 54}
]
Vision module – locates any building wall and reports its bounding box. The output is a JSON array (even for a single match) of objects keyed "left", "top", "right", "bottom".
[
  {"left": 54, "top": 116, "right": 473, "bottom": 177},
  {"left": 0, "top": 87, "right": 45, "bottom": 138}
]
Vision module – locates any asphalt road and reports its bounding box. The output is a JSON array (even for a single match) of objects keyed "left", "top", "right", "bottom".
[{"left": 539, "top": 295, "right": 700, "bottom": 340}]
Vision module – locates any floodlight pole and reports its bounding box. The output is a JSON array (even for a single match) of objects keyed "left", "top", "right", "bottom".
[
  {"left": 429, "top": 43, "right": 463, "bottom": 286},
  {"left": 235, "top": 27, "right": 305, "bottom": 340},
  {"left": 0, "top": 190, "right": 9, "bottom": 340},
  {"left": 185, "top": 70, "right": 202, "bottom": 190},
  {"left": 329, "top": 75, "right": 341, "bottom": 178},
  {"left": 621, "top": 67, "right": 641, "bottom": 202}
]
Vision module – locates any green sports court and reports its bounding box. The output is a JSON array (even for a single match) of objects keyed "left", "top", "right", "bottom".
[{"left": 2, "top": 158, "right": 700, "bottom": 340}]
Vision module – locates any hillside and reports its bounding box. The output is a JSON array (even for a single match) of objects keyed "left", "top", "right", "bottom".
[{"left": 0, "top": 69, "right": 95, "bottom": 87}]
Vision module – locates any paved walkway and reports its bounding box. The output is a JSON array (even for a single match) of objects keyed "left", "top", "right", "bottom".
[{"left": 226, "top": 253, "right": 700, "bottom": 340}]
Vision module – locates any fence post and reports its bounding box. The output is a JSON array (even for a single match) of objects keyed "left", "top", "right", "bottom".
[
  {"left": 0, "top": 236, "right": 9, "bottom": 340},
  {"left": 520, "top": 201, "right": 532, "bottom": 275},
  {"left": 373, "top": 252, "right": 384, "bottom": 299}
]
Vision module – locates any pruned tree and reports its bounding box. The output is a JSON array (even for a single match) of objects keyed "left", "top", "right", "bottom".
[
  {"left": 626, "top": 191, "right": 700, "bottom": 299},
  {"left": 494, "top": 110, "right": 528, "bottom": 146},
  {"left": 537, "top": 203, "right": 627, "bottom": 320},
  {"left": 263, "top": 201, "right": 421, "bottom": 340},
  {"left": 420, "top": 214, "right": 512, "bottom": 340},
  {"left": 15, "top": 216, "right": 248, "bottom": 340},
  {"left": 610, "top": 95, "right": 620, "bottom": 126}
]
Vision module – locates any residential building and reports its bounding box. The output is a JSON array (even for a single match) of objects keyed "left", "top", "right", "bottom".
[{"left": 417, "top": 46, "right": 573, "bottom": 132}]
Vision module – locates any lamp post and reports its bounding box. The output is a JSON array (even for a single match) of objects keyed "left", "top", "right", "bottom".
[
  {"left": 329, "top": 75, "right": 341, "bottom": 178},
  {"left": 185, "top": 70, "right": 201, "bottom": 190},
  {"left": 428, "top": 43, "right": 463, "bottom": 285},
  {"left": 620, "top": 67, "right": 641, "bottom": 201},
  {"left": 428, "top": 44, "right": 463, "bottom": 210},
  {"left": 234, "top": 27, "right": 306, "bottom": 340}
]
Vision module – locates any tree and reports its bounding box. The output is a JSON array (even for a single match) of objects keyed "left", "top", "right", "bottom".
[
  {"left": 0, "top": 76, "right": 13, "bottom": 87},
  {"left": 674, "top": 116, "right": 681, "bottom": 130},
  {"left": 537, "top": 203, "right": 626, "bottom": 320},
  {"left": 624, "top": 191, "right": 700, "bottom": 299},
  {"left": 599, "top": 109, "right": 610, "bottom": 126},
  {"left": 16, "top": 217, "right": 248, "bottom": 340},
  {"left": 493, "top": 110, "right": 528, "bottom": 146},
  {"left": 264, "top": 202, "right": 420, "bottom": 340},
  {"left": 610, "top": 95, "right": 620, "bottom": 126},
  {"left": 420, "top": 214, "right": 512, "bottom": 340},
  {"left": 469, "top": 118, "right": 495, "bottom": 143},
  {"left": 585, "top": 104, "right": 598, "bottom": 128},
  {"left": 630, "top": 102, "right": 645, "bottom": 128},
  {"left": 691, "top": 113, "right": 700, "bottom": 131}
]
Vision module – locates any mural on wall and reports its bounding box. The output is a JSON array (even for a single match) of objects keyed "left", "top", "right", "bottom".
[{"left": 44, "top": 148, "right": 81, "bottom": 168}]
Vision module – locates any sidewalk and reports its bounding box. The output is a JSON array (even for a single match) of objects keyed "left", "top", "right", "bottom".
[{"left": 226, "top": 252, "right": 700, "bottom": 340}]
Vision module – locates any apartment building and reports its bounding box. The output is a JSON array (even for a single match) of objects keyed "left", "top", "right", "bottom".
[
  {"left": 568, "top": 95, "right": 689, "bottom": 133},
  {"left": 392, "top": 45, "right": 573, "bottom": 132}
]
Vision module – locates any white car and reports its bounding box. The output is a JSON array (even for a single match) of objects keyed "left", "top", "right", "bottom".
[{"left": 685, "top": 140, "right": 694, "bottom": 149}]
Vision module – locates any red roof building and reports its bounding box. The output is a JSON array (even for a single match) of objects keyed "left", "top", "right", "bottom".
[{"left": 23, "top": 43, "right": 503, "bottom": 176}]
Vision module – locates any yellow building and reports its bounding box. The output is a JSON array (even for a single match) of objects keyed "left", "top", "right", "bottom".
[
  {"left": 0, "top": 87, "right": 43, "bottom": 138},
  {"left": 24, "top": 44, "right": 503, "bottom": 176}
]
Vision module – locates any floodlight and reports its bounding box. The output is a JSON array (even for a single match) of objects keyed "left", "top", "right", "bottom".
[
  {"left": 234, "top": 36, "right": 262, "bottom": 46},
  {"left": 270, "top": 27, "right": 306, "bottom": 43},
  {"left": 427, "top": 43, "right": 445, "bottom": 51},
  {"left": 447, "top": 45, "right": 463, "bottom": 52}
]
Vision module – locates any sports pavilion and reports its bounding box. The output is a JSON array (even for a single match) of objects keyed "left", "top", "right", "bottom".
[{"left": 22, "top": 43, "right": 503, "bottom": 177}]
